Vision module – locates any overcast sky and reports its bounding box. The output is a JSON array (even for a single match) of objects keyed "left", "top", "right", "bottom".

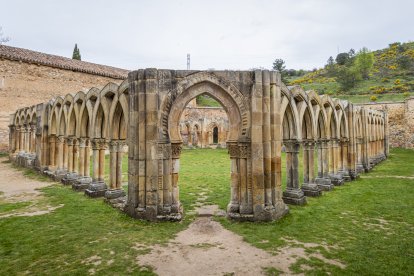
[{"left": 1, "top": 0, "right": 413, "bottom": 71}]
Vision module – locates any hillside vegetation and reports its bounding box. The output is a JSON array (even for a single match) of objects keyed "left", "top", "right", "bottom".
[{"left": 288, "top": 41, "right": 414, "bottom": 103}]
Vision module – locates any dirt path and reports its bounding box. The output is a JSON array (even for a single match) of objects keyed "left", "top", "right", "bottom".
[
  {"left": 0, "top": 157, "right": 60, "bottom": 217},
  {"left": 137, "top": 205, "right": 345, "bottom": 275},
  {"left": 0, "top": 157, "right": 52, "bottom": 201}
]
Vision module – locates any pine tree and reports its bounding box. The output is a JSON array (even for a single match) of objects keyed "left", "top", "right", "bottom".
[{"left": 72, "top": 44, "right": 81, "bottom": 60}]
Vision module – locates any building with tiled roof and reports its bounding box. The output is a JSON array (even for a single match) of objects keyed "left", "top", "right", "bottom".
[
  {"left": 0, "top": 45, "right": 129, "bottom": 79},
  {"left": 0, "top": 44, "right": 130, "bottom": 151}
]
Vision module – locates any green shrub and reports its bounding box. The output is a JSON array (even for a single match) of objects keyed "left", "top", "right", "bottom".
[{"left": 370, "top": 95, "right": 378, "bottom": 102}]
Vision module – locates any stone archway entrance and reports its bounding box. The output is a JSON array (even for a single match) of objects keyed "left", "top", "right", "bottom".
[{"left": 125, "top": 69, "right": 289, "bottom": 222}]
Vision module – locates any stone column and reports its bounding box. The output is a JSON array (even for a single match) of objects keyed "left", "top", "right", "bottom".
[
  {"left": 78, "top": 138, "right": 86, "bottom": 177},
  {"left": 356, "top": 138, "right": 364, "bottom": 173},
  {"left": 315, "top": 139, "right": 333, "bottom": 191},
  {"left": 330, "top": 139, "right": 344, "bottom": 186},
  {"left": 340, "top": 138, "right": 351, "bottom": 181},
  {"left": 282, "top": 140, "right": 306, "bottom": 205},
  {"left": 109, "top": 140, "right": 118, "bottom": 189},
  {"left": 73, "top": 138, "right": 79, "bottom": 174},
  {"left": 48, "top": 134, "right": 56, "bottom": 169},
  {"left": 91, "top": 139, "right": 99, "bottom": 181},
  {"left": 67, "top": 137, "right": 74, "bottom": 172},
  {"left": 227, "top": 142, "right": 240, "bottom": 213},
  {"left": 23, "top": 125, "right": 29, "bottom": 152},
  {"left": 170, "top": 143, "right": 182, "bottom": 213},
  {"left": 301, "top": 140, "right": 320, "bottom": 196},
  {"left": 84, "top": 139, "right": 90, "bottom": 177},
  {"left": 98, "top": 141, "right": 106, "bottom": 181},
  {"left": 116, "top": 141, "right": 125, "bottom": 189},
  {"left": 30, "top": 124, "right": 36, "bottom": 153},
  {"left": 85, "top": 138, "right": 108, "bottom": 197},
  {"left": 56, "top": 135, "right": 64, "bottom": 170},
  {"left": 19, "top": 127, "right": 24, "bottom": 152},
  {"left": 63, "top": 138, "right": 68, "bottom": 171}
]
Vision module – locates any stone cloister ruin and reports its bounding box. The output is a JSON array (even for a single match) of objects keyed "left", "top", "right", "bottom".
[{"left": 8, "top": 69, "right": 388, "bottom": 221}]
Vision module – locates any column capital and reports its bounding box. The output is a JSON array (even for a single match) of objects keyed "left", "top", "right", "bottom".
[
  {"left": 65, "top": 136, "right": 75, "bottom": 146},
  {"left": 57, "top": 135, "right": 65, "bottom": 143},
  {"left": 227, "top": 141, "right": 239, "bottom": 158},
  {"left": 92, "top": 138, "right": 108, "bottom": 150},
  {"left": 284, "top": 139, "right": 300, "bottom": 153},
  {"left": 171, "top": 143, "right": 182, "bottom": 159},
  {"left": 79, "top": 137, "right": 88, "bottom": 148}
]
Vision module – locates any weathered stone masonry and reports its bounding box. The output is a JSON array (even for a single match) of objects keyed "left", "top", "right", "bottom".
[{"left": 9, "top": 69, "right": 388, "bottom": 222}]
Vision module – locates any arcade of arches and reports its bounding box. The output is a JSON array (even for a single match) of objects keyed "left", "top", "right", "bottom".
[{"left": 8, "top": 69, "right": 388, "bottom": 222}]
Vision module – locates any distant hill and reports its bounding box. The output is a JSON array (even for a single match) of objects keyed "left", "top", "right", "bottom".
[{"left": 288, "top": 41, "right": 414, "bottom": 103}]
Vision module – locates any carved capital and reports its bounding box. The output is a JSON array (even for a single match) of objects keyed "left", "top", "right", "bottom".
[
  {"left": 66, "top": 136, "right": 75, "bottom": 146},
  {"left": 284, "top": 139, "right": 300, "bottom": 153},
  {"left": 79, "top": 137, "right": 88, "bottom": 148},
  {"left": 158, "top": 143, "right": 171, "bottom": 159},
  {"left": 57, "top": 135, "right": 65, "bottom": 144},
  {"left": 171, "top": 143, "right": 182, "bottom": 159},
  {"left": 238, "top": 143, "right": 250, "bottom": 159},
  {"left": 92, "top": 138, "right": 108, "bottom": 150},
  {"left": 227, "top": 142, "right": 239, "bottom": 158}
]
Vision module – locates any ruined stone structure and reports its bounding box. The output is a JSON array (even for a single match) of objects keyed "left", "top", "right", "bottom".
[
  {"left": 9, "top": 69, "right": 388, "bottom": 222},
  {"left": 179, "top": 103, "right": 229, "bottom": 148},
  {"left": 0, "top": 45, "right": 128, "bottom": 151},
  {"left": 357, "top": 97, "right": 414, "bottom": 149}
]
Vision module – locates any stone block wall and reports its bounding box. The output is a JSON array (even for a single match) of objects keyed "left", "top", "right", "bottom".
[
  {"left": 0, "top": 59, "right": 125, "bottom": 151},
  {"left": 358, "top": 97, "right": 414, "bottom": 148}
]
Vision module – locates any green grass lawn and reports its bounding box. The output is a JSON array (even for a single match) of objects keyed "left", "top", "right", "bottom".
[{"left": 0, "top": 148, "right": 413, "bottom": 274}]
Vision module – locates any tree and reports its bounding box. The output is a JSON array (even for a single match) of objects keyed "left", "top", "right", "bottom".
[
  {"left": 272, "top": 58, "right": 288, "bottom": 83},
  {"left": 354, "top": 47, "right": 374, "bottom": 80},
  {"left": 72, "top": 44, "right": 81, "bottom": 60},
  {"left": 335, "top": 66, "right": 360, "bottom": 91},
  {"left": 326, "top": 56, "right": 336, "bottom": 76},
  {"left": 0, "top": 27, "right": 10, "bottom": 45},
  {"left": 335, "top": 52, "right": 350, "bottom": 65}
]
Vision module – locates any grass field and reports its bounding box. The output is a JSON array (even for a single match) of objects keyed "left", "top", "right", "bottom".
[{"left": 0, "top": 148, "right": 413, "bottom": 275}]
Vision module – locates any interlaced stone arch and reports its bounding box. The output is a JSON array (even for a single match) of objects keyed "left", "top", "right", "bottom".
[{"left": 8, "top": 68, "right": 388, "bottom": 223}]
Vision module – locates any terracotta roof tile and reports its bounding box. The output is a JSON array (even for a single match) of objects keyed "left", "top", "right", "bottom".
[{"left": 0, "top": 45, "right": 129, "bottom": 79}]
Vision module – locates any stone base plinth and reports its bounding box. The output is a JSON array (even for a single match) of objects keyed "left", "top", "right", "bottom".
[
  {"left": 315, "top": 177, "right": 334, "bottom": 191},
  {"left": 85, "top": 181, "right": 107, "bottom": 198},
  {"left": 104, "top": 195, "right": 127, "bottom": 211},
  {"left": 356, "top": 164, "right": 365, "bottom": 174},
  {"left": 282, "top": 188, "right": 307, "bottom": 205},
  {"left": 54, "top": 169, "right": 67, "bottom": 181},
  {"left": 72, "top": 177, "right": 92, "bottom": 191},
  {"left": 301, "top": 183, "right": 322, "bottom": 197},
  {"left": 339, "top": 170, "right": 352, "bottom": 182},
  {"left": 125, "top": 204, "right": 183, "bottom": 222},
  {"left": 105, "top": 189, "right": 125, "bottom": 199},
  {"left": 61, "top": 172, "right": 79, "bottom": 185},
  {"left": 228, "top": 201, "right": 289, "bottom": 222},
  {"left": 329, "top": 174, "right": 345, "bottom": 186}
]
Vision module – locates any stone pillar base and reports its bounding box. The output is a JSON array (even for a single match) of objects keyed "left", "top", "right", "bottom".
[
  {"left": 329, "top": 174, "right": 345, "bottom": 186},
  {"left": 125, "top": 205, "right": 183, "bottom": 222},
  {"left": 282, "top": 188, "right": 307, "bottom": 205},
  {"left": 356, "top": 164, "right": 365, "bottom": 174},
  {"left": 72, "top": 177, "right": 93, "bottom": 191},
  {"left": 105, "top": 189, "right": 125, "bottom": 199},
  {"left": 339, "top": 170, "right": 352, "bottom": 182},
  {"left": 54, "top": 169, "right": 67, "bottom": 181},
  {"left": 61, "top": 172, "right": 79, "bottom": 185},
  {"left": 84, "top": 181, "right": 107, "bottom": 198},
  {"left": 315, "top": 177, "right": 334, "bottom": 191},
  {"left": 301, "top": 183, "right": 322, "bottom": 197},
  {"left": 228, "top": 201, "right": 289, "bottom": 222}
]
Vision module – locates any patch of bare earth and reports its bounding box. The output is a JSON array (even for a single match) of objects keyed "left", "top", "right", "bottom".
[
  {"left": 137, "top": 205, "right": 345, "bottom": 275},
  {"left": 0, "top": 156, "right": 62, "bottom": 217}
]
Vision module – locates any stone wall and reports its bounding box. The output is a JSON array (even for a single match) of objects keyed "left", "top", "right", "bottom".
[
  {"left": 357, "top": 97, "right": 414, "bottom": 148},
  {"left": 180, "top": 106, "right": 229, "bottom": 148},
  {"left": 0, "top": 59, "right": 125, "bottom": 151}
]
